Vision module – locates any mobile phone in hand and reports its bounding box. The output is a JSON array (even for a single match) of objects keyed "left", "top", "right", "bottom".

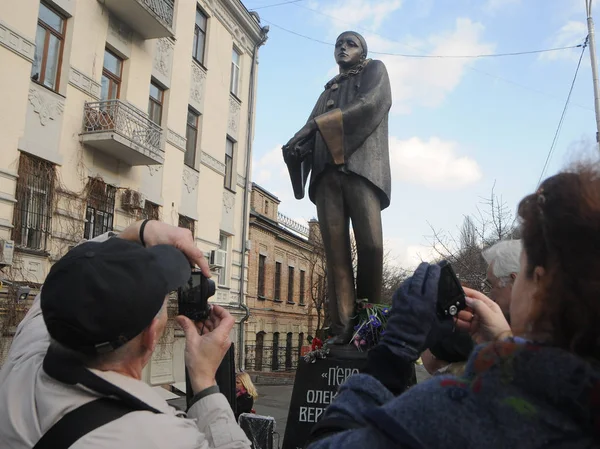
[{"left": 437, "top": 261, "right": 467, "bottom": 319}]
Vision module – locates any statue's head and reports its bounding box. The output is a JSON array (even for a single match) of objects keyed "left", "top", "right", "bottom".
[{"left": 335, "top": 31, "right": 368, "bottom": 71}]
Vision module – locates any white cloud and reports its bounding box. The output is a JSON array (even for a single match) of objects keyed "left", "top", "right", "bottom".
[
  {"left": 377, "top": 18, "right": 494, "bottom": 113},
  {"left": 390, "top": 136, "right": 482, "bottom": 189},
  {"left": 384, "top": 237, "right": 438, "bottom": 269},
  {"left": 319, "top": 0, "right": 402, "bottom": 32},
  {"left": 540, "top": 20, "right": 587, "bottom": 62},
  {"left": 483, "top": 0, "right": 520, "bottom": 14}
]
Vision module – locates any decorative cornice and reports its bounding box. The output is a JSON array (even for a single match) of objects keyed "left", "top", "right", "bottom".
[
  {"left": 237, "top": 174, "right": 246, "bottom": 189},
  {"left": 0, "top": 193, "right": 17, "bottom": 204},
  {"left": 28, "top": 87, "right": 65, "bottom": 126},
  {"left": 0, "top": 168, "right": 18, "bottom": 181},
  {"left": 69, "top": 66, "right": 101, "bottom": 99},
  {"left": 216, "top": 0, "right": 263, "bottom": 50},
  {"left": 0, "top": 218, "right": 14, "bottom": 230},
  {"left": 0, "top": 20, "right": 35, "bottom": 62},
  {"left": 182, "top": 166, "right": 199, "bottom": 194},
  {"left": 167, "top": 128, "right": 186, "bottom": 152},
  {"left": 200, "top": 151, "right": 226, "bottom": 176}
]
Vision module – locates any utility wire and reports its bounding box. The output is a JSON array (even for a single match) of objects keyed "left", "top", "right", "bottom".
[
  {"left": 251, "top": 0, "right": 306, "bottom": 10},
  {"left": 537, "top": 36, "right": 589, "bottom": 187},
  {"left": 262, "top": 19, "right": 583, "bottom": 59}
]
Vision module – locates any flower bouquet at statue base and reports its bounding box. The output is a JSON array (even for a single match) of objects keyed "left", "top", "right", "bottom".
[
  {"left": 303, "top": 299, "right": 390, "bottom": 362},
  {"left": 351, "top": 299, "right": 390, "bottom": 351}
]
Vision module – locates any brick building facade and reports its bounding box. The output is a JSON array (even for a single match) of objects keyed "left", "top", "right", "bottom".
[{"left": 244, "top": 184, "right": 324, "bottom": 372}]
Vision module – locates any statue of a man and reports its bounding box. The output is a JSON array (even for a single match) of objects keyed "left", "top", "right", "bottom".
[{"left": 282, "top": 31, "right": 392, "bottom": 344}]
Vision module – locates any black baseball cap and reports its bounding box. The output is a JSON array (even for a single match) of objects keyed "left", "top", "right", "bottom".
[{"left": 41, "top": 238, "right": 191, "bottom": 355}]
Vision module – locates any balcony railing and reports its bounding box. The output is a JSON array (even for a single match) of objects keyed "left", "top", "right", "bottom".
[
  {"left": 103, "top": 0, "right": 174, "bottom": 39},
  {"left": 278, "top": 212, "right": 310, "bottom": 238},
  {"left": 82, "top": 100, "right": 164, "bottom": 165},
  {"left": 245, "top": 345, "right": 301, "bottom": 372},
  {"left": 142, "top": 0, "right": 174, "bottom": 29}
]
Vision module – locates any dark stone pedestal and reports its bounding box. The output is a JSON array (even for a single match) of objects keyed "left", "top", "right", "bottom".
[{"left": 282, "top": 349, "right": 367, "bottom": 449}]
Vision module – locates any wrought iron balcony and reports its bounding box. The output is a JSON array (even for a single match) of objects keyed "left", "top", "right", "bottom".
[
  {"left": 103, "top": 0, "right": 174, "bottom": 39},
  {"left": 82, "top": 100, "right": 164, "bottom": 166}
]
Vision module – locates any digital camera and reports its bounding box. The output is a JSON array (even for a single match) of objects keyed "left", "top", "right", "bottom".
[
  {"left": 436, "top": 261, "right": 467, "bottom": 319},
  {"left": 178, "top": 271, "right": 216, "bottom": 321}
]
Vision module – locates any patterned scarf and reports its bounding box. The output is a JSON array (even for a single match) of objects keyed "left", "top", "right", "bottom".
[{"left": 324, "top": 59, "right": 372, "bottom": 90}]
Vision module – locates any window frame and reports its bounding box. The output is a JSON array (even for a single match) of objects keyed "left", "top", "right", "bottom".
[
  {"left": 192, "top": 7, "right": 208, "bottom": 66},
  {"left": 230, "top": 47, "right": 241, "bottom": 97},
  {"left": 257, "top": 254, "right": 266, "bottom": 299},
  {"left": 178, "top": 214, "right": 195, "bottom": 238},
  {"left": 185, "top": 108, "right": 200, "bottom": 168},
  {"left": 224, "top": 137, "right": 235, "bottom": 191},
  {"left": 12, "top": 153, "right": 55, "bottom": 252},
  {"left": 299, "top": 270, "right": 306, "bottom": 305},
  {"left": 148, "top": 81, "right": 164, "bottom": 126},
  {"left": 101, "top": 48, "right": 123, "bottom": 101},
  {"left": 274, "top": 262, "right": 282, "bottom": 301},
  {"left": 143, "top": 201, "right": 160, "bottom": 220},
  {"left": 31, "top": 2, "right": 66, "bottom": 92},
  {"left": 218, "top": 233, "right": 229, "bottom": 287},
  {"left": 84, "top": 180, "right": 116, "bottom": 240},
  {"left": 287, "top": 266, "right": 295, "bottom": 304}
]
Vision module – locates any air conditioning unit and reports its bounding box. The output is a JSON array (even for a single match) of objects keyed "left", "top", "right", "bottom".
[
  {"left": 121, "top": 189, "right": 145, "bottom": 211},
  {"left": 210, "top": 249, "right": 227, "bottom": 268},
  {"left": 0, "top": 240, "right": 14, "bottom": 266}
]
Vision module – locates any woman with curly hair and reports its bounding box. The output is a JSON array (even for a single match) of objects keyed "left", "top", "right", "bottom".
[{"left": 307, "top": 164, "right": 600, "bottom": 449}]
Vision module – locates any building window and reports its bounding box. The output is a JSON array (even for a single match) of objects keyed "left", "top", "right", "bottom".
[
  {"left": 285, "top": 332, "right": 293, "bottom": 370},
  {"left": 148, "top": 81, "right": 164, "bottom": 125},
  {"left": 299, "top": 270, "right": 306, "bottom": 305},
  {"left": 178, "top": 214, "right": 195, "bottom": 237},
  {"left": 193, "top": 8, "right": 208, "bottom": 65},
  {"left": 101, "top": 49, "right": 123, "bottom": 101},
  {"left": 84, "top": 179, "right": 116, "bottom": 240},
  {"left": 218, "top": 233, "right": 229, "bottom": 287},
  {"left": 287, "top": 267, "right": 295, "bottom": 303},
  {"left": 274, "top": 262, "right": 282, "bottom": 301},
  {"left": 31, "top": 3, "right": 65, "bottom": 91},
  {"left": 144, "top": 201, "right": 160, "bottom": 220},
  {"left": 264, "top": 200, "right": 269, "bottom": 215},
  {"left": 185, "top": 108, "right": 200, "bottom": 168},
  {"left": 255, "top": 331, "right": 265, "bottom": 371},
  {"left": 271, "top": 332, "right": 280, "bottom": 371},
  {"left": 230, "top": 48, "right": 241, "bottom": 97},
  {"left": 12, "top": 153, "right": 55, "bottom": 251},
  {"left": 317, "top": 274, "right": 324, "bottom": 300},
  {"left": 224, "top": 138, "right": 235, "bottom": 190},
  {"left": 257, "top": 254, "right": 266, "bottom": 299},
  {"left": 298, "top": 332, "right": 304, "bottom": 355}
]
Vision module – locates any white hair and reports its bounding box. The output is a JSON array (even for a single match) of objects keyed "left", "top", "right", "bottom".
[{"left": 482, "top": 240, "right": 522, "bottom": 283}]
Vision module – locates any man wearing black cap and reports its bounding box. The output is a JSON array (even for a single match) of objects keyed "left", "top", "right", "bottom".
[
  {"left": 0, "top": 220, "right": 250, "bottom": 448},
  {"left": 282, "top": 31, "right": 392, "bottom": 344}
]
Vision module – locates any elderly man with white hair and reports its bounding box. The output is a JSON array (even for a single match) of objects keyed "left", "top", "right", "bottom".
[{"left": 481, "top": 239, "right": 522, "bottom": 321}]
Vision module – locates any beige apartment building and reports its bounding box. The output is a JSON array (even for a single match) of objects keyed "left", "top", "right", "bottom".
[
  {"left": 0, "top": 0, "right": 268, "bottom": 386},
  {"left": 244, "top": 184, "right": 325, "bottom": 373}
]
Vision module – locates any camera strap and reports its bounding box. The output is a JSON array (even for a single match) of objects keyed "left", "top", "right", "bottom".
[{"left": 34, "top": 346, "right": 163, "bottom": 448}]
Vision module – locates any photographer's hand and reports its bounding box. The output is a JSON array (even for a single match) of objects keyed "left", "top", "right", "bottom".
[
  {"left": 456, "top": 287, "right": 511, "bottom": 344},
  {"left": 120, "top": 220, "right": 211, "bottom": 277},
  {"left": 176, "top": 305, "right": 234, "bottom": 393}
]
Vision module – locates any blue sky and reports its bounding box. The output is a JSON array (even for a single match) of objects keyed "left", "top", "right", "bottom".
[{"left": 245, "top": 0, "right": 598, "bottom": 267}]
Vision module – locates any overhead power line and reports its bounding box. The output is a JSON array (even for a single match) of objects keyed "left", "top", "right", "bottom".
[
  {"left": 251, "top": 0, "right": 306, "bottom": 10},
  {"left": 537, "top": 36, "right": 589, "bottom": 186},
  {"left": 261, "top": 19, "right": 583, "bottom": 59}
]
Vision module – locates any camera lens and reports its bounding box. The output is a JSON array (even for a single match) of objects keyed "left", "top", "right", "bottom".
[{"left": 206, "top": 278, "right": 216, "bottom": 298}]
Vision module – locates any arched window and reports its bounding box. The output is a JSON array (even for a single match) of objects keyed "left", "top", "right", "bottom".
[
  {"left": 255, "top": 331, "right": 265, "bottom": 371},
  {"left": 271, "top": 332, "right": 280, "bottom": 371},
  {"left": 285, "top": 332, "right": 293, "bottom": 370},
  {"left": 298, "top": 332, "right": 304, "bottom": 356}
]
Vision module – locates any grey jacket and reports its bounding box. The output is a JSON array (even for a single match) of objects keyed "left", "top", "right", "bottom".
[{"left": 0, "top": 234, "right": 250, "bottom": 449}]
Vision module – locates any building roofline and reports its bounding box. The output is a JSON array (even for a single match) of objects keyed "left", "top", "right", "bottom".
[
  {"left": 251, "top": 182, "right": 280, "bottom": 203},
  {"left": 223, "top": 0, "right": 265, "bottom": 45}
]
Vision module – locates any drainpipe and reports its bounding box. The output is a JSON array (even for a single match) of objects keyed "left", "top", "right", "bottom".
[{"left": 237, "top": 24, "right": 269, "bottom": 370}]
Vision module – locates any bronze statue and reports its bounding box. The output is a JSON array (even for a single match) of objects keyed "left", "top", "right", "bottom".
[{"left": 282, "top": 31, "right": 392, "bottom": 344}]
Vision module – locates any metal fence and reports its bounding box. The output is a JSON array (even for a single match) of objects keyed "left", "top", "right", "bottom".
[
  {"left": 277, "top": 212, "right": 309, "bottom": 238},
  {"left": 83, "top": 100, "right": 163, "bottom": 160},
  {"left": 245, "top": 345, "right": 301, "bottom": 372},
  {"left": 142, "top": 0, "right": 174, "bottom": 28}
]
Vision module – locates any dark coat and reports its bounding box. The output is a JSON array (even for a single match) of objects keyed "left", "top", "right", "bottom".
[
  {"left": 296, "top": 59, "right": 392, "bottom": 210},
  {"left": 235, "top": 393, "right": 254, "bottom": 419}
]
